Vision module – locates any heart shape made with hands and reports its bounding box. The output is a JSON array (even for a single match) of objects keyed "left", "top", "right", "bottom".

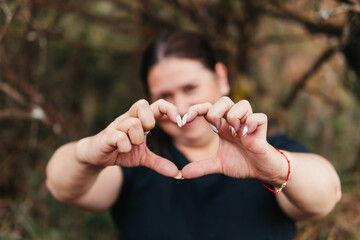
[
  {"left": 171, "top": 114, "right": 251, "bottom": 180},
  {"left": 115, "top": 98, "right": 273, "bottom": 181}
]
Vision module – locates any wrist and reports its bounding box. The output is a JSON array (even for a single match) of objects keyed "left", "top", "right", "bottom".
[
  {"left": 258, "top": 147, "right": 291, "bottom": 194},
  {"left": 75, "top": 138, "right": 103, "bottom": 171},
  {"left": 271, "top": 148, "right": 290, "bottom": 187}
]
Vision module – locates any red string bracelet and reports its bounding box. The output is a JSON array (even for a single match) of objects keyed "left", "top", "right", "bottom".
[{"left": 257, "top": 148, "right": 291, "bottom": 194}]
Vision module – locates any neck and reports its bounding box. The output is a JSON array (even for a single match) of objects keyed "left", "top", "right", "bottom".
[{"left": 174, "top": 131, "right": 219, "bottom": 162}]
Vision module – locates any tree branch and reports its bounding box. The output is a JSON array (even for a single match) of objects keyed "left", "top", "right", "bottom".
[
  {"left": 0, "top": 108, "right": 31, "bottom": 120},
  {"left": 260, "top": 1, "right": 342, "bottom": 37},
  {"left": 0, "top": 81, "right": 26, "bottom": 105},
  {"left": 0, "top": 1, "right": 20, "bottom": 43},
  {"left": 281, "top": 46, "right": 338, "bottom": 109}
]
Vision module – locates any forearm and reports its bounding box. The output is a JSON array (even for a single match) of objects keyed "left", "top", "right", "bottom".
[
  {"left": 46, "top": 141, "right": 104, "bottom": 203},
  {"left": 276, "top": 151, "right": 341, "bottom": 220}
]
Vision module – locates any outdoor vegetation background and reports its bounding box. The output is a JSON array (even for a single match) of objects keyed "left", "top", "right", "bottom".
[{"left": 1, "top": 0, "right": 360, "bottom": 239}]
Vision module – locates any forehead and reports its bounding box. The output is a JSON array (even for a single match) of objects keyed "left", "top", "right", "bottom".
[{"left": 147, "top": 58, "right": 212, "bottom": 93}]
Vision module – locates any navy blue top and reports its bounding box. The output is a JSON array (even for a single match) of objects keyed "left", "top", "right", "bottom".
[{"left": 110, "top": 134, "right": 308, "bottom": 240}]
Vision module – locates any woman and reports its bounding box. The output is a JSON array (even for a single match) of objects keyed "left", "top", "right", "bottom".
[{"left": 46, "top": 30, "right": 341, "bottom": 239}]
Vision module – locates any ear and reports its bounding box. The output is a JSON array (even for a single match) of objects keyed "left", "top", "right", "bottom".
[{"left": 215, "top": 62, "right": 230, "bottom": 96}]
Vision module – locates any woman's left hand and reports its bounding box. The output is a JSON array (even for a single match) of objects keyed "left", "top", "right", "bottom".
[{"left": 181, "top": 96, "right": 288, "bottom": 185}]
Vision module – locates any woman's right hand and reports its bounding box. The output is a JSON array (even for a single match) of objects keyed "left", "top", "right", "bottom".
[{"left": 75, "top": 99, "right": 181, "bottom": 178}]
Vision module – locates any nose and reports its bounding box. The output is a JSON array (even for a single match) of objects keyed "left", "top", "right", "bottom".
[{"left": 174, "top": 93, "right": 190, "bottom": 117}]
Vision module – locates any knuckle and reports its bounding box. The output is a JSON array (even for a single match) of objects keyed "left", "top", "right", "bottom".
[
  {"left": 206, "top": 111, "right": 218, "bottom": 122},
  {"left": 226, "top": 114, "right": 237, "bottom": 123},
  {"left": 220, "top": 96, "right": 233, "bottom": 104},
  {"left": 239, "top": 99, "right": 251, "bottom": 107},
  {"left": 259, "top": 113, "right": 268, "bottom": 121},
  {"left": 203, "top": 102, "right": 212, "bottom": 109},
  {"left": 152, "top": 158, "right": 161, "bottom": 171},
  {"left": 135, "top": 99, "right": 149, "bottom": 108},
  {"left": 155, "top": 99, "right": 166, "bottom": 105},
  {"left": 118, "top": 131, "right": 128, "bottom": 142},
  {"left": 118, "top": 133, "right": 132, "bottom": 153},
  {"left": 187, "top": 104, "right": 196, "bottom": 112},
  {"left": 130, "top": 132, "right": 144, "bottom": 146},
  {"left": 153, "top": 99, "right": 169, "bottom": 111},
  {"left": 130, "top": 99, "right": 149, "bottom": 114},
  {"left": 128, "top": 117, "right": 142, "bottom": 129},
  {"left": 220, "top": 96, "right": 230, "bottom": 101},
  {"left": 207, "top": 107, "right": 222, "bottom": 119}
]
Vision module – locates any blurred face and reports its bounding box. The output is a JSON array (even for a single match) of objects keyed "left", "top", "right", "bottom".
[{"left": 148, "top": 58, "right": 230, "bottom": 146}]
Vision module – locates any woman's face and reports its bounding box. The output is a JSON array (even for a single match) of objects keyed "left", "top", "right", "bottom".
[{"left": 148, "top": 58, "right": 230, "bottom": 146}]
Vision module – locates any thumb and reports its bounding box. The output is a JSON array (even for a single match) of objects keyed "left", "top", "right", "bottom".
[
  {"left": 181, "top": 158, "right": 221, "bottom": 179},
  {"left": 141, "top": 150, "right": 180, "bottom": 178}
]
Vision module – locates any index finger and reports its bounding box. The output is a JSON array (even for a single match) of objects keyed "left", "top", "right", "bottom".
[
  {"left": 121, "top": 99, "right": 156, "bottom": 132},
  {"left": 206, "top": 96, "right": 234, "bottom": 129},
  {"left": 184, "top": 102, "right": 212, "bottom": 124},
  {"left": 150, "top": 99, "right": 181, "bottom": 127}
]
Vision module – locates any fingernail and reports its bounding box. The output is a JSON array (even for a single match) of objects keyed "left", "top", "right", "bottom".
[
  {"left": 242, "top": 126, "right": 248, "bottom": 137},
  {"left": 210, "top": 124, "right": 219, "bottom": 133},
  {"left": 182, "top": 113, "right": 188, "bottom": 126},
  {"left": 229, "top": 126, "right": 237, "bottom": 137},
  {"left": 176, "top": 115, "right": 182, "bottom": 128},
  {"left": 144, "top": 131, "right": 150, "bottom": 135},
  {"left": 174, "top": 171, "right": 183, "bottom": 180}
]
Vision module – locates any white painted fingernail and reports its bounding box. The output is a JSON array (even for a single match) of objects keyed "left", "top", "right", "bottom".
[
  {"left": 182, "top": 113, "right": 188, "bottom": 126},
  {"left": 176, "top": 115, "right": 182, "bottom": 128},
  {"left": 174, "top": 171, "right": 183, "bottom": 180},
  {"left": 230, "top": 126, "right": 237, "bottom": 137},
  {"left": 242, "top": 126, "right": 248, "bottom": 137},
  {"left": 210, "top": 124, "right": 219, "bottom": 133},
  {"left": 144, "top": 131, "right": 150, "bottom": 135}
]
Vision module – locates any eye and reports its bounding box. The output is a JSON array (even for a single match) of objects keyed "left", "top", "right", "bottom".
[
  {"left": 183, "top": 84, "right": 197, "bottom": 93},
  {"left": 159, "top": 93, "right": 171, "bottom": 100}
]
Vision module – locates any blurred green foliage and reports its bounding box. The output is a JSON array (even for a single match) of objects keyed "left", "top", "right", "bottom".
[{"left": 1, "top": 0, "right": 360, "bottom": 239}]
